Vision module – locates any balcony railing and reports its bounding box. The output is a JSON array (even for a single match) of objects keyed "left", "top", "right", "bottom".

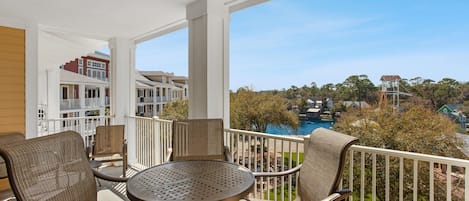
[
  {"left": 84, "top": 98, "right": 101, "bottom": 108},
  {"left": 40, "top": 116, "right": 469, "bottom": 201},
  {"left": 60, "top": 99, "right": 80, "bottom": 110},
  {"left": 38, "top": 116, "right": 112, "bottom": 148},
  {"left": 60, "top": 98, "right": 103, "bottom": 110},
  {"left": 128, "top": 116, "right": 469, "bottom": 201},
  {"left": 136, "top": 97, "right": 154, "bottom": 104}
]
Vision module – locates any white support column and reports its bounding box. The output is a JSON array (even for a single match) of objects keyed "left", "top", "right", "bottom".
[
  {"left": 187, "top": 0, "right": 230, "bottom": 125},
  {"left": 25, "top": 22, "right": 39, "bottom": 138},
  {"left": 109, "top": 38, "right": 137, "bottom": 164},
  {"left": 78, "top": 84, "right": 86, "bottom": 107},
  {"left": 152, "top": 87, "right": 157, "bottom": 117},
  {"left": 79, "top": 84, "right": 86, "bottom": 117},
  {"left": 99, "top": 86, "right": 105, "bottom": 116},
  {"left": 46, "top": 69, "right": 60, "bottom": 120}
]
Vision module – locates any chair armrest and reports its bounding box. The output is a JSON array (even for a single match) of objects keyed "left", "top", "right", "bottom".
[
  {"left": 320, "top": 189, "right": 352, "bottom": 201},
  {"left": 224, "top": 146, "right": 233, "bottom": 162},
  {"left": 253, "top": 164, "right": 302, "bottom": 177},
  {"left": 166, "top": 148, "right": 173, "bottom": 162},
  {"left": 92, "top": 168, "right": 128, "bottom": 183}
]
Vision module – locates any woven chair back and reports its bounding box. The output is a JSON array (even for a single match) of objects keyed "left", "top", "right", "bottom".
[
  {"left": 299, "top": 128, "right": 358, "bottom": 201},
  {"left": 0, "top": 131, "right": 97, "bottom": 201},
  {"left": 94, "top": 125, "right": 124, "bottom": 157},
  {"left": 172, "top": 119, "right": 224, "bottom": 161},
  {"left": 0, "top": 133, "right": 25, "bottom": 179}
]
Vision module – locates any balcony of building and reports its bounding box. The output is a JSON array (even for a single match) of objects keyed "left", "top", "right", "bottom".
[
  {"left": 35, "top": 116, "right": 469, "bottom": 201},
  {"left": 1, "top": 0, "right": 466, "bottom": 200}
]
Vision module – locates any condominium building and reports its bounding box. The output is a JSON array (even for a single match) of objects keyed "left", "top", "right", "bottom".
[{"left": 60, "top": 52, "right": 188, "bottom": 118}]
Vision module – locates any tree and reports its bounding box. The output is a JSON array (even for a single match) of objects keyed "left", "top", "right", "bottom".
[
  {"left": 340, "top": 75, "right": 377, "bottom": 104},
  {"left": 160, "top": 99, "right": 188, "bottom": 120},
  {"left": 434, "top": 78, "right": 461, "bottom": 107},
  {"left": 231, "top": 87, "right": 299, "bottom": 132},
  {"left": 335, "top": 105, "right": 465, "bottom": 201}
]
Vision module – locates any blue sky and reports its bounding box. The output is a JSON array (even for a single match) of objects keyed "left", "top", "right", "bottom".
[{"left": 136, "top": 0, "right": 469, "bottom": 91}]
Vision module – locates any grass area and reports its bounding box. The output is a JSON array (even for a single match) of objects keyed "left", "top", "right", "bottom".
[{"left": 282, "top": 152, "right": 304, "bottom": 168}]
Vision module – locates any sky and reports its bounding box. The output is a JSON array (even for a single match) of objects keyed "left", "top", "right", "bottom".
[{"left": 135, "top": 0, "right": 469, "bottom": 91}]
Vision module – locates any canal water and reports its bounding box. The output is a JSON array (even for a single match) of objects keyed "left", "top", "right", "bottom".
[{"left": 266, "top": 121, "right": 334, "bottom": 135}]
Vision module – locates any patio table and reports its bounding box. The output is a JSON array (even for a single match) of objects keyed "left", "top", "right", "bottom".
[{"left": 126, "top": 160, "right": 254, "bottom": 201}]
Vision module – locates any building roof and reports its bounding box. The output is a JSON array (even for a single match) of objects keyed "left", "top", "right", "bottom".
[
  {"left": 60, "top": 70, "right": 108, "bottom": 86},
  {"left": 380, "top": 75, "right": 402, "bottom": 81},
  {"left": 135, "top": 71, "right": 179, "bottom": 88}
]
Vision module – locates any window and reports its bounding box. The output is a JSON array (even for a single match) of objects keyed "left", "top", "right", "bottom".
[
  {"left": 87, "top": 69, "right": 91, "bottom": 76},
  {"left": 78, "top": 59, "right": 83, "bottom": 65},
  {"left": 79, "top": 68, "right": 83, "bottom": 75},
  {"left": 92, "top": 71, "right": 97, "bottom": 78}
]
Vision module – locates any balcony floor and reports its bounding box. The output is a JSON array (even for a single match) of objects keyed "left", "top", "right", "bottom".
[{"left": 97, "top": 165, "right": 139, "bottom": 201}]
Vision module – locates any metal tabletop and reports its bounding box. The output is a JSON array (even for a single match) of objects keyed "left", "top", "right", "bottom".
[{"left": 127, "top": 160, "right": 254, "bottom": 201}]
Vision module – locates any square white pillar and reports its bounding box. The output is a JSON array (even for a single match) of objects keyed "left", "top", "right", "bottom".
[
  {"left": 109, "top": 37, "right": 136, "bottom": 164},
  {"left": 186, "top": 0, "right": 230, "bottom": 127}
]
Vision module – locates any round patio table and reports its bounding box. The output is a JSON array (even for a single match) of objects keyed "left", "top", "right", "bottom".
[{"left": 126, "top": 160, "right": 254, "bottom": 201}]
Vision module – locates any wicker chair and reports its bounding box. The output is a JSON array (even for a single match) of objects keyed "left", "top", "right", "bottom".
[
  {"left": 167, "top": 119, "right": 232, "bottom": 161},
  {"left": 0, "top": 133, "right": 25, "bottom": 201},
  {"left": 253, "top": 128, "right": 358, "bottom": 201},
  {"left": 88, "top": 125, "right": 127, "bottom": 177},
  {"left": 0, "top": 131, "right": 127, "bottom": 201}
]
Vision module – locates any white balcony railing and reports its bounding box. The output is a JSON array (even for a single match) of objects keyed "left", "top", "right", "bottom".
[
  {"left": 133, "top": 116, "right": 172, "bottom": 167},
  {"left": 60, "top": 98, "right": 103, "bottom": 110},
  {"left": 39, "top": 116, "right": 469, "bottom": 201},
  {"left": 38, "top": 116, "right": 112, "bottom": 148},
  {"left": 60, "top": 99, "right": 80, "bottom": 110},
  {"left": 129, "top": 116, "right": 469, "bottom": 201},
  {"left": 84, "top": 98, "right": 101, "bottom": 108},
  {"left": 136, "top": 97, "right": 154, "bottom": 104}
]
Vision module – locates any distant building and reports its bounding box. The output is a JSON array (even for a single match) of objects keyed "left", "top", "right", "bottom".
[
  {"left": 343, "top": 101, "right": 370, "bottom": 109},
  {"left": 60, "top": 52, "right": 188, "bottom": 118},
  {"left": 437, "top": 104, "right": 467, "bottom": 130}
]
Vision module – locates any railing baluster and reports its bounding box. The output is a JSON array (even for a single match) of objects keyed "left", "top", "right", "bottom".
[
  {"left": 260, "top": 137, "right": 264, "bottom": 200},
  {"left": 350, "top": 150, "right": 354, "bottom": 201},
  {"left": 288, "top": 141, "right": 292, "bottom": 201},
  {"left": 413, "top": 159, "right": 418, "bottom": 201},
  {"left": 430, "top": 161, "right": 434, "bottom": 201},
  {"left": 385, "top": 155, "right": 390, "bottom": 201},
  {"left": 465, "top": 165, "right": 469, "bottom": 201},
  {"left": 274, "top": 138, "right": 278, "bottom": 201},
  {"left": 361, "top": 152, "right": 365, "bottom": 201},
  {"left": 399, "top": 157, "right": 403, "bottom": 201},
  {"left": 447, "top": 164, "right": 452, "bottom": 201},
  {"left": 372, "top": 153, "right": 376, "bottom": 201}
]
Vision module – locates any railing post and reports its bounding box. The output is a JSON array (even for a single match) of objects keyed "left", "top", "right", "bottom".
[
  {"left": 126, "top": 116, "right": 137, "bottom": 164},
  {"left": 153, "top": 116, "right": 161, "bottom": 164},
  {"left": 303, "top": 135, "right": 310, "bottom": 156}
]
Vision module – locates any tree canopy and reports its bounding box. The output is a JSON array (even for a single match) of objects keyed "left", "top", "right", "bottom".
[
  {"left": 230, "top": 87, "right": 299, "bottom": 132},
  {"left": 160, "top": 99, "right": 188, "bottom": 121},
  {"left": 334, "top": 105, "right": 464, "bottom": 158}
]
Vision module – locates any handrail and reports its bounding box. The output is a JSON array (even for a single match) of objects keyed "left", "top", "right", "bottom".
[
  {"left": 225, "top": 128, "right": 305, "bottom": 143},
  {"left": 350, "top": 145, "right": 469, "bottom": 167}
]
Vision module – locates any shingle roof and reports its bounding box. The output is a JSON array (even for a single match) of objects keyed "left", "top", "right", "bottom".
[{"left": 380, "top": 75, "right": 401, "bottom": 81}]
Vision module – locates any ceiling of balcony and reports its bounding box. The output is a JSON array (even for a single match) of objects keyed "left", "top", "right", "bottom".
[{"left": 0, "top": 0, "right": 195, "bottom": 40}]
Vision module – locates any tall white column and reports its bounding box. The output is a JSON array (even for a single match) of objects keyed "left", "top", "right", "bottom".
[
  {"left": 99, "top": 86, "right": 105, "bottom": 116},
  {"left": 79, "top": 84, "right": 86, "bottom": 117},
  {"left": 46, "top": 69, "right": 60, "bottom": 120},
  {"left": 152, "top": 87, "right": 157, "bottom": 117},
  {"left": 25, "top": 23, "right": 39, "bottom": 138},
  {"left": 109, "top": 38, "right": 136, "bottom": 164},
  {"left": 187, "top": 0, "right": 230, "bottom": 126}
]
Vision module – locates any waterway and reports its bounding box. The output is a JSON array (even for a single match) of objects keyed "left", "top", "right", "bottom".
[{"left": 266, "top": 120, "right": 334, "bottom": 135}]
